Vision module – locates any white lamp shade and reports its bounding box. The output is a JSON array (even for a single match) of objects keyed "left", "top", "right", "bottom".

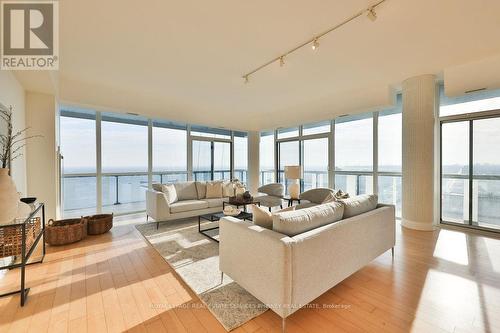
[{"left": 284, "top": 165, "right": 302, "bottom": 180}]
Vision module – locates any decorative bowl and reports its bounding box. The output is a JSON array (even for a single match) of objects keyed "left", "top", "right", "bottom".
[{"left": 223, "top": 208, "right": 242, "bottom": 216}]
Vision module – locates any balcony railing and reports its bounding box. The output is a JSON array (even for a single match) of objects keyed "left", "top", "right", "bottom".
[{"left": 61, "top": 169, "right": 248, "bottom": 216}]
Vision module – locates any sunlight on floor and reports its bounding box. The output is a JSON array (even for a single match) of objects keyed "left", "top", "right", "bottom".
[{"left": 433, "top": 229, "right": 469, "bottom": 265}]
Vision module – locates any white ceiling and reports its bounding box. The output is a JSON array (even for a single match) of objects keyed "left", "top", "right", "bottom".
[{"left": 48, "top": 0, "right": 500, "bottom": 130}]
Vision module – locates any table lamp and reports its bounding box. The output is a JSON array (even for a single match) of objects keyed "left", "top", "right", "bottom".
[{"left": 284, "top": 165, "right": 302, "bottom": 199}]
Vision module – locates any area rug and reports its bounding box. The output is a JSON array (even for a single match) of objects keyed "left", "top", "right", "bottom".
[{"left": 135, "top": 219, "right": 268, "bottom": 331}]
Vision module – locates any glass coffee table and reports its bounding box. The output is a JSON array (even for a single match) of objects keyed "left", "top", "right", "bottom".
[{"left": 198, "top": 211, "right": 253, "bottom": 243}]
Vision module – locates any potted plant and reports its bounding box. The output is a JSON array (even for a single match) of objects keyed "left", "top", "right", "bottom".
[{"left": 0, "top": 105, "right": 39, "bottom": 224}]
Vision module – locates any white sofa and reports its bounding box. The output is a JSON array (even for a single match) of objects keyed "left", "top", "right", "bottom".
[
  {"left": 146, "top": 180, "right": 233, "bottom": 229},
  {"left": 219, "top": 198, "right": 395, "bottom": 330}
]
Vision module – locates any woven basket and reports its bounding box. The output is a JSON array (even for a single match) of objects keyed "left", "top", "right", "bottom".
[
  {"left": 0, "top": 217, "right": 41, "bottom": 258},
  {"left": 45, "top": 218, "right": 87, "bottom": 246},
  {"left": 86, "top": 214, "right": 113, "bottom": 235}
]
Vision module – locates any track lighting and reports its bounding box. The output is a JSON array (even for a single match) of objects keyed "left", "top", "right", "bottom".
[
  {"left": 367, "top": 7, "right": 377, "bottom": 21},
  {"left": 312, "top": 38, "right": 320, "bottom": 50},
  {"left": 241, "top": 0, "right": 386, "bottom": 82}
]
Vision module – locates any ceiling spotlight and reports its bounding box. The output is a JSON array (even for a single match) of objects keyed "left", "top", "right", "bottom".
[
  {"left": 312, "top": 38, "right": 320, "bottom": 50},
  {"left": 279, "top": 56, "right": 285, "bottom": 67},
  {"left": 367, "top": 7, "right": 377, "bottom": 21}
]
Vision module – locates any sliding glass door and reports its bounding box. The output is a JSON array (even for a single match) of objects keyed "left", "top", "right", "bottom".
[
  {"left": 441, "top": 116, "right": 500, "bottom": 231},
  {"left": 192, "top": 140, "right": 231, "bottom": 181}
]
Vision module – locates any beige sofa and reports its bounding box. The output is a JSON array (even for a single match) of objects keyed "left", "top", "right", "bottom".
[
  {"left": 219, "top": 197, "right": 395, "bottom": 330},
  {"left": 146, "top": 180, "right": 233, "bottom": 229}
]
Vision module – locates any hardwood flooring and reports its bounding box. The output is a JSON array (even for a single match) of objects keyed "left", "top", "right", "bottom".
[{"left": 1, "top": 214, "right": 500, "bottom": 333}]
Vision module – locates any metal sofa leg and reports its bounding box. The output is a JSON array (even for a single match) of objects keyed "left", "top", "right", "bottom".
[
  {"left": 156, "top": 221, "right": 159, "bottom": 229},
  {"left": 282, "top": 317, "right": 286, "bottom": 333},
  {"left": 220, "top": 271, "right": 224, "bottom": 284},
  {"left": 268, "top": 207, "right": 272, "bottom": 212},
  {"left": 280, "top": 204, "right": 283, "bottom": 209},
  {"left": 146, "top": 215, "right": 149, "bottom": 222},
  {"left": 391, "top": 247, "right": 394, "bottom": 259}
]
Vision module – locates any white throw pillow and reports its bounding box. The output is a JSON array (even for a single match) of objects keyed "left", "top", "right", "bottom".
[
  {"left": 161, "top": 184, "right": 178, "bottom": 204},
  {"left": 252, "top": 205, "right": 272, "bottom": 229},
  {"left": 222, "top": 181, "right": 235, "bottom": 197},
  {"left": 272, "top": 202, "right": 344, "bottom": 237},
  {"left": 206, "top": 181, "right": 223, "bottom": 198},
  {"left": 252, "top": 205, "right": 296, "bottom": 230},
  {"left": 339, "top": 194, "right": 378, "bottom": 218}
]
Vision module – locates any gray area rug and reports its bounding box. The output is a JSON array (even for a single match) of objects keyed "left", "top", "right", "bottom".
[{"left": 135, "top": 218, "right": 268, "bottom": 331}]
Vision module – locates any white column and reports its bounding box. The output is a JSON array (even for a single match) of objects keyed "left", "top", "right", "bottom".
[
  {"left": 247, "top": 131, "right": 260, "bottom": 195},
  {"left": 401, "top": 74, "right": 438, "bottom": 231}
]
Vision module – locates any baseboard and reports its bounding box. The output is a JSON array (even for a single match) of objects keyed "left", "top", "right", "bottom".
[{"left": 401, "top": 218, "right": 437, "bottom": 231}]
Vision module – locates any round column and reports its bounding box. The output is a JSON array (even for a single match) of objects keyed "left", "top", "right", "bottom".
[{"left": 401, "top": 74, "right": 438, "bottom": 231}]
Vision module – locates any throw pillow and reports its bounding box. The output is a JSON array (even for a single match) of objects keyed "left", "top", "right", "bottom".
[
  {"left": 252, "top": 204, "right": 273, "bottom": 229},
  {"left": 152, "top": 183, "right": 163, "bottom": 192},
  {"left": 195, "top": 181, "right": 207, "bottom": 199},
  {"left": 206, "top": 181, "right": 223, "bottom": 198},
  {"left": 174, "top": 181, "right": 198, "bottom": 200},
  {"left": 222, "top": 181, "right": 235, "bottom": 197},
  {"left": 339, "top": 194, "right": 378, "bottom": 218},
  {"left": 272, "top": 202, "right": 344, "bottom": 237},
  {"left": 161, "top": 184, "right": 178, "bottom": 204}
]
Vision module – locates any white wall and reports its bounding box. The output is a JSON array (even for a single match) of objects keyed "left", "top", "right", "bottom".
[
  {"left": 26, "top": 92, "right": 58, "bottom": 220},
  {"left": 0, "top": 71, "right": 27, "bottom": 195}
]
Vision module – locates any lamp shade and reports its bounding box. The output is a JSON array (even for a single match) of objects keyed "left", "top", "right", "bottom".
[{"left": 284, "top": 165, "right": 302, "bottom": 180}]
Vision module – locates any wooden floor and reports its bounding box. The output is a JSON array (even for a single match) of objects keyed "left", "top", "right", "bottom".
[{"left": 1, "top": 215, "right": 500, "bottom": 333}]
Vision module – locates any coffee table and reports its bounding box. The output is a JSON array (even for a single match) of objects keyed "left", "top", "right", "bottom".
[
  {"left": 198, "top": 211, "right": 253, "bottom": 243},
  {"left": 223, "top": 197, "right": 261, "bottom": 212}
]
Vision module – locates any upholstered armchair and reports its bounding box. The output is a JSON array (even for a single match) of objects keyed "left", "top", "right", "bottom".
[
  {"left": 254, "top": 183, "right": 285, "bottom": 211},
  {"left": 296, "top": 188, "right": 335, "bottom": 209}
]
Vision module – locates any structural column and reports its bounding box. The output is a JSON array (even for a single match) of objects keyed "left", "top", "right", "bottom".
[
  {"left": 401, "top": 74, "right": 438, "bottom": 231},
  {"left": 247, "top": 131, "right": 260, "bottom": 195}
]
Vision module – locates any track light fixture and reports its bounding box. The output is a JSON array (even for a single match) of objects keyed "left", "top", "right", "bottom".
[
  {"left": 241, "top": 0, "right": 387, "bottom": 83},
  {"left": 312, "top": 38, "right": 320, "bottom": 50},
  {"left": 367, "top": 7, "right": 377, "bottom": 21}
]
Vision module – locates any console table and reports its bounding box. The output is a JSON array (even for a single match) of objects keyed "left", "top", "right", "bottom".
[{"left": 0, "top": 203, "right": 46, "bottom": 306}]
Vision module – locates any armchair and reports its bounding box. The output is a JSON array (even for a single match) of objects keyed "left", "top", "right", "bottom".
[{"left": 254, "top": 183, "right": 285, "bottom": 212}]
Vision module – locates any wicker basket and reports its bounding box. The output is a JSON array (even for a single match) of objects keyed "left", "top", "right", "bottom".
[
  {"left": 0, "top": 217, "right": 41, "bottom": 258},
  {"left": 86, "top": 214, "right": 113, "bottom": 235},
  {"left": 45, "top": 218, "right": 87, "bottom": 246}
]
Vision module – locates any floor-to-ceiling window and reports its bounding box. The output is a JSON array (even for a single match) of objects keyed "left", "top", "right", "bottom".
[
  {"left": 259, "top": 131, "right": 275, "bottom": 185},
  {"left": 59, "top": 108, "right": 246, "bottom": 217},
  {"left": 440, "top": 86, "right": 500, "bottom": 232},
  {"left": 302, "top": 138, "right": 329, "bottom": 191},
  {"left": 334, "top": 114, "right": 373, "bottom": 196},
  {"left": 378, "top": 109, "right": 402, "bottom": 216},
  {"left": 278, "top": 140, "right": 300, "bottom": 195},
  {"left": 101, "top": 113, "right": 149, "bottom": 214},
  {"left": 233, "top": 131, "right": 248, "bottom": 183},
  {"left": 60, "top": 109, "right": 97, "bottom": 218},
  {"left": 152, "top": 120, "right": 188, "bottom": 184}
]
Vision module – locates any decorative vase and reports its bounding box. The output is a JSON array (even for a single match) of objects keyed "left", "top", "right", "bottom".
[
  {"left": 243, "top": 191, "right": 252, "bottom": 201},
  {"left": 0, "top": 168, "right": 20, "bottom": 224}
]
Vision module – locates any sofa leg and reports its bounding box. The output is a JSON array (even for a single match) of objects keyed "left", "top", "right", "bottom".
[
  {"left": 282, "top": 317, "right": 286, "bottom": 333},
  {"left": 280, "top": 204, "right": 283, "bottom": 209},
  {"left": 391, "top": 247, "right": 394, "bottom": 259},
  {"left": 146, "top": 215, "right": 149, "bottom": 222},
  {"left": 156, "top": 222, "right": 159, "bottom": 230},
  {"left": 268, "top": 207, "right": 272, "bottom": 212},
  {"left": 220, "top": 272, "right": 224, "bottom": 284}
]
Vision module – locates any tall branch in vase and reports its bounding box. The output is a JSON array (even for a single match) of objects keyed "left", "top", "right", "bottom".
[{"left": 0, "top": 105, "right": 41, "bottom": 173}]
